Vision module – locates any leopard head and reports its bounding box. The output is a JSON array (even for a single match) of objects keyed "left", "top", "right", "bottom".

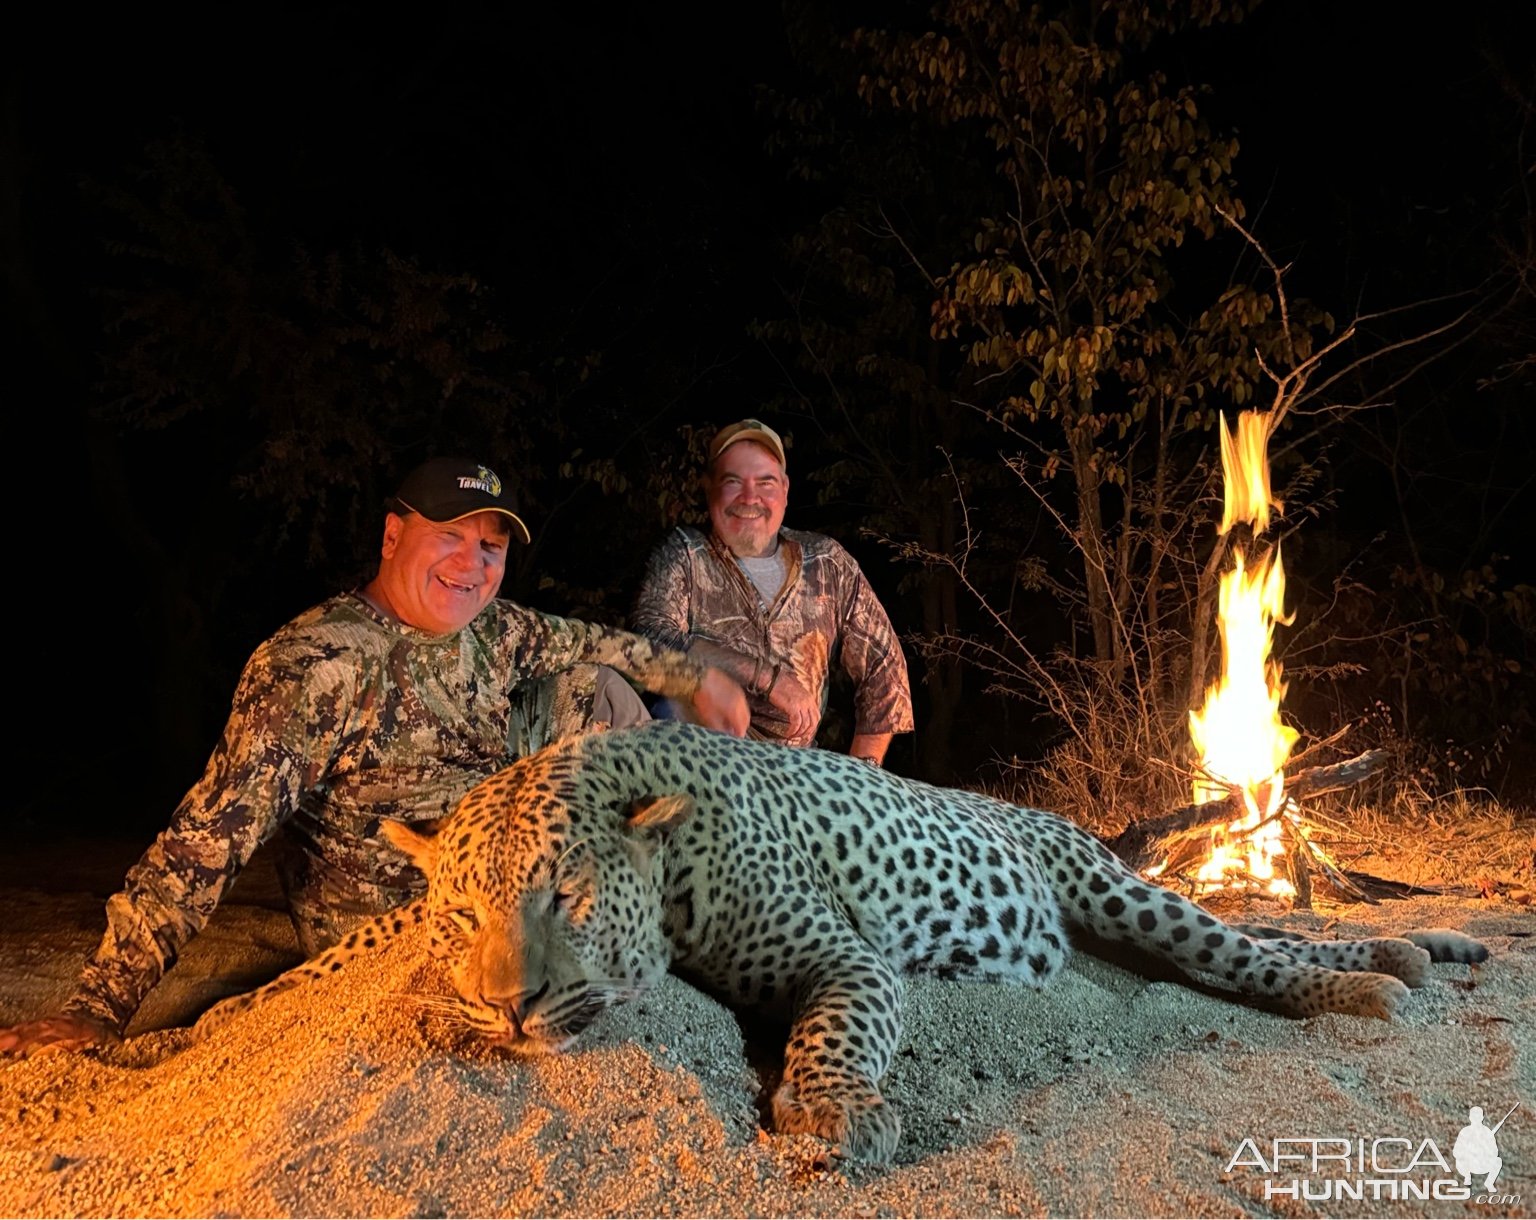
[{"left": 381, "top": 767, "right": 695, "bottom": 1055}]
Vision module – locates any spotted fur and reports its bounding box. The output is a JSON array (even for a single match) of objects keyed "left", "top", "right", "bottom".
[{"left": 196, "top": 722, "right": 1487, "bottom": 1161}]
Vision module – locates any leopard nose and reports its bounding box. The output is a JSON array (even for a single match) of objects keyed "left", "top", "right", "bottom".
[{"left": 484, "top": 979, "right": 549, "bottom": 1027}]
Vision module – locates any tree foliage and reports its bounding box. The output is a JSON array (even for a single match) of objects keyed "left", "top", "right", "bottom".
[
  {"left": 853, "top": 0, "right": 1326, "bottom": 680},
  {"left": 755, "top": 0, "right": 1338, "bottom": 791},
  {"left": 755, "top": 0, "right": 1529, "bottom": 810}
]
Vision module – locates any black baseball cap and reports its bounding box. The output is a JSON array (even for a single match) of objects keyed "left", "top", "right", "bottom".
[{"left": 388, "top": 458, "right": 532, "bottom": 544}]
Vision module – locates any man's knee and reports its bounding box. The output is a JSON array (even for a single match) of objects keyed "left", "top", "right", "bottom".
[{"left": 593, "top": 666, "right": 650, "bottom": 729}]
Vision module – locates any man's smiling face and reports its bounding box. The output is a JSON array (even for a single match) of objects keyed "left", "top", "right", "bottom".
[
  {"left": 372, "top": 509, "right": 511, "bottom": 634},
  {"left": 708, "top": 440, "right": 788, "bottom": 559}
]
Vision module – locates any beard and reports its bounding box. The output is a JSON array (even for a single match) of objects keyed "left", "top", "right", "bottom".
[{"left": 721, "top": 507, "right": 778, "bottom": 556}]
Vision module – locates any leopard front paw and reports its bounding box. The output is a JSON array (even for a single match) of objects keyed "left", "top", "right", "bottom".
[
  {"left": 1315, "top": 971, "right": 1411, "bottom": 1020},
  {"left": 1370, "top": 938, "right": 1431, "bottom": 987},
  {"left": 771, "top": 1079, "right": 901, "bottom": 1162}
]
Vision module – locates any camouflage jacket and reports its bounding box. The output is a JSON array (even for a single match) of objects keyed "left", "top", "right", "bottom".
[
  {"left": 66, "top": 594, "right": 705, "bottom": 1034},
  {"left": 631, "top": 526, "right": 913, "bottom": 747}
]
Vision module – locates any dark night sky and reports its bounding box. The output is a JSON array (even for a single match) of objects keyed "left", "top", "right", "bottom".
[
  {"left": 6, "top": 2, "right": 1532, "bottom": 828},
  {"left": 15, "top": 6, "right": 1522, "bottom": 359}
]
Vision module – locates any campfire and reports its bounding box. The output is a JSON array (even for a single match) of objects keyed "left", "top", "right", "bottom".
[
  {"left": 1135, "top": 411, "right": 1386, "bottom": 908},
  {"left": 1183, "top": 410, "right": 1300, "bottom": 897}
]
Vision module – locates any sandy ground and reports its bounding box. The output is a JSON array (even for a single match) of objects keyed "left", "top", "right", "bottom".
[{"left": 0, "top": 837, "right": 1532, "bottom": 1218}]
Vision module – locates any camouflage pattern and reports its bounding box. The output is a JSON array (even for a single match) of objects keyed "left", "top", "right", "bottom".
[
  {"left": 632, "top": 526, "right": 913, "bottom": 748},
  {"left": 506, "top": 663, "right": 645, "bottom": 761},
  {"left": 65, "top": 594, "right": 701, "bottom": 1034}
]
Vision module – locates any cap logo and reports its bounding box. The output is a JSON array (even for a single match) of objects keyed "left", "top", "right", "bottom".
[{"left": 457, "top": 467, "right": 503, "bottom": 497}]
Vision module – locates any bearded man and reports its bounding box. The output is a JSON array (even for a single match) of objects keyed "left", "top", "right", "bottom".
[{"left": 631, "top": 419, "right": 912, "bottom": 764}]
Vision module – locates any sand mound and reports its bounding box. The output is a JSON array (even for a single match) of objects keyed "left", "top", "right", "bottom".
[{"left": 2, "top": 894, "right": 1531, "bottom": 1217}]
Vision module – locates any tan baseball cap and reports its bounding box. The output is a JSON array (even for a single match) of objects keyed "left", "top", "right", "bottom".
[{"left": 708, "top": 419, "right": 786, "bottom": 470}]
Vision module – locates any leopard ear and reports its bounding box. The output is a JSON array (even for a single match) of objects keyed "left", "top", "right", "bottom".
[
  {"left": 626, "top": 794, "right": 697, "bottom": 834},
  {"left": 380, "top": 817, "right": 442, "bottom": 875},
  {"left": 623, "top": 795, "right": 695, "bottom": 877}
]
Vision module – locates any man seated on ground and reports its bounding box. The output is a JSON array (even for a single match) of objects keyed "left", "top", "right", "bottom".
[
  {"left": 0, "top": 457, "right": 747, "bottom": 1056},
  {"left": 631, "top": 419, "right": 912, "bottom": 764}
]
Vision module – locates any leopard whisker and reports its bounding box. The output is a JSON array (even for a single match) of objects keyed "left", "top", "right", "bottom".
[{"left": 396, "top": 994, "right": 468, "bottom": 1017}]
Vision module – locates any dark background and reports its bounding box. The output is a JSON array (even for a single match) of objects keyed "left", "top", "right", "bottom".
[{"left": 6, "top": 1, "right": 1532, "bottom": 835}]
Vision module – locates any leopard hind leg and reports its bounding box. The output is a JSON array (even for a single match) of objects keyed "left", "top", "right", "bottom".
[
  {"left": 1402, "top": 928, "right": 1488, "bottom": 963},
  {"left": 1228, "top": 922, "right": 1488, "bottom": 963},
  {"left": 1225, "top": 923, "right": 1432, "bottom": 987},
  {"left": 1054, "top": 843, "right": 1410, "bottom": 1019},
  {"left": 1227, "top": 923, "right": 1487, "bottom": 987}
]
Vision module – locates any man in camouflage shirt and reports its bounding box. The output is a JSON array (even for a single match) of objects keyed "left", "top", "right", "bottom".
[
  {"left": 632, "top": 420, "right": 912, "bottom": 763},
  {"left": 1, "top": 457, "right": 747, "bottom": 1056}
]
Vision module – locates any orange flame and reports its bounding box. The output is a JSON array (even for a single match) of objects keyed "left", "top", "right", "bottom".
[
  {"left": 1219, "top": 407, "right": 1283, "bottom": 537},
  {"left": 1188, "top": 411, "right": 1298, "bottom": 897}
]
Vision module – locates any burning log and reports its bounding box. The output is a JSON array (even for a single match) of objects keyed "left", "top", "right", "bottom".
[
  {"left": 1175, "top": 410, "right": 1305, "bottom": 902},
  {"left": 1107, "top": 749, "right": 1388, "bottom": 865},
  {"left": 1129, "top": 409, "right": 1472, "bottom": 909},
  {"left": 1108, "top": 749, "right": 1465, "bottom": 908}
]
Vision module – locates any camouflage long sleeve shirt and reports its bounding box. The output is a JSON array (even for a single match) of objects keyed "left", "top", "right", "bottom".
[
  {"left": 66, "top": 594, "right": 705, "bottom": 1034},
  {"left": 631, "top": 526, "right": 913, "bottom": 748}
]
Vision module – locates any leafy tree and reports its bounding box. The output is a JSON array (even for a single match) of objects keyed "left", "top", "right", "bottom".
[
  {"left": 761, "top": 0, "right": 1517, "bottom": 815},
  {"left": 854, "top": 0, "right": 1308, "bottom": 682},
  {"left": 756, "top": 0, "right": 1335, "bottom": 791}
]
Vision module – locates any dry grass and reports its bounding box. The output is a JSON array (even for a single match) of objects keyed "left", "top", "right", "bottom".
[
  {"left": 1137, "top": 791, "right": 1535, "bottom": 910},
  {"left": 984, "top": 727, "right": 1534, "bottom": 909},
  {"left": 1327, "top": 791, "right": 1536, "bottom": 897},
  {"left": 994, "top": 714, "right": 1194, "bottom": 839}
]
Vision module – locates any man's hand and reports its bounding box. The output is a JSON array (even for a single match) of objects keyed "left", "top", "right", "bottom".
[
  {"left": 768, "top": 668, "right": 819, "bottom": 741},
  {"left": 691, "top": 668, "right": 750, "bottom": 737},
  {"left": 0, "top": 1014, "right": 120, "bottom": 1058}
]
